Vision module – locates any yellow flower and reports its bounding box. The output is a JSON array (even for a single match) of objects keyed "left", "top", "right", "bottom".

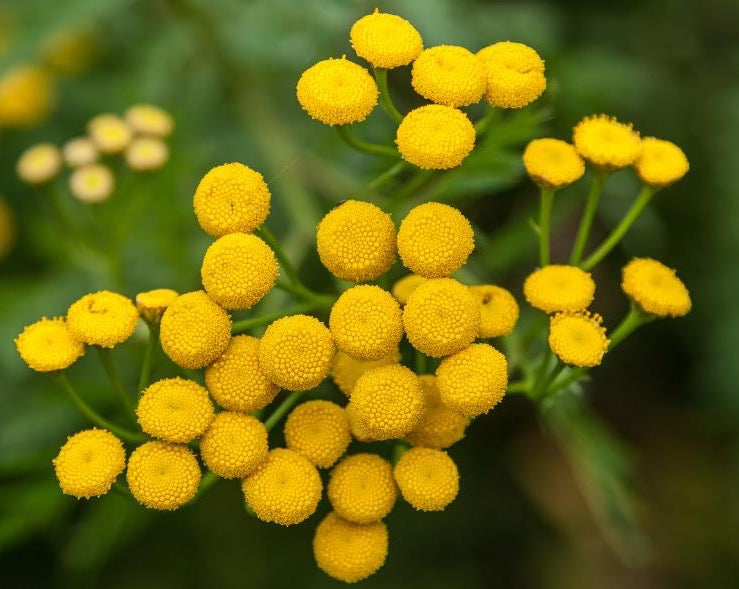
[
  {"left": 53, "top": 428, "right": 126, "bottom": 499},
  {"left": 346, "top": 403, "right": 377, "bottom": 443},
  {"left": 347, "top": 364, "right": 425, "bottom": 440},
  {"left": 205, "top": 335, "right": 279, "bottom": 412},
  {"left": 125, "top": 104, "right": 174, "bottom": 137},
  {"left": 200, "top": 233, "right": 278, "bottom": 310},
  {"left": 331, "top": 349, "right": 400, "bottom": 397},
  {"left": 573, "top": 114, "right": 641, "bottom": 169},
  {"left": 87, "top": 114, "right": 132, "bottom": 154},
  {"left": 470, "top": 285, "right": 519, "bottom": 338},
  {"left": 621, "top": 257, "right": 691, "bottom": 317},
  {"left": 135, "top": 288, "right": 179, "bottom": 324},
  {"left": 242, "top": 448, "right": 323, "bottom": 526},
  {"left": 403, "top": 278, "right": 480, "bottom": 358},
  {"left": 327, "top": 453, "right": 397, "bottom": 524},
  {"left": 69, "top": 164, "right": 114, "bottom": 203},
  {"left": 67, "top": 290, "right": 139, "bottom": 348},
  {"left": 477, "top": 41, "right": 546, "bottom": 109},
  {"left": 436, "top": 343, "right": 508, "bottom": 417},
  {"left": 16, "top": 143, "right": 62, "bottom": 184},
  {"left": 523, "top": 265, "right": 595, "bottom": 314},
  {"left": 391, "top": 274, "right": 426, "bottom": 305},
  {"left": 393, "top": 447, "right": 459, "bottom": 512},
  {"left": 397, "top": 202, "right": 475, "bottom": 278},
  {"left": 126, "top": 441, "right": 201, "bottom": 510},
  {"left": 634, "top": 137, "right": 689, "bottom": 187},
  {"left": 199, "top": 412, "right": 269, "bottom": 479},
  {"left": 193, "top": 162, "right": 271, "bottom": 237},
  {"left": 548, "top": 311, "right": 609, "bottom": 367},
  {"left": 15, "top": 317, "right": 84, "bottom": 372},
  {"left": 313, "top": 512, "right": 388, "bottom": 583},
  {"left": 125, "top": 137, "right": 169, "bottom": 172},
  {"left": 411, "top": 45, "right": 486, "bottom": 107},
  {"left": 62, "top": 137, "right": 98, "bottom": 167},
  {"left": 396, "top": 104, "right": 475, "bottom": 170},
  {"left": 523, "top": 138, "right": 585, "bottom": 189},
  {"left": 316, "top": 200, "right": 396, "bottom": 283},
  {"left": 136, "top": 378, "right": 214, "bottom": 443},
  {"left": 284, "top": 400, "right": 351, "bottom": 468},
  {"left": 406, "top": 375, "right": 468, "bottom": 449},
  {"left": 0, "top": 197, "right": 15, "bottom": 259},
  {"left": 0, "top": 65, "right": 54, "bottom": 127},
  {"left": 329, "top": 285, "right": 403, "bottom": 361},
  {"left": 159, "top": 291, "right": 231, "bottom": 369},
  {"left": 296, "top": 57, "right": 378, "bottom": 126},
  {"left": 350, "top": 9, "right": 422, "bottom": 69}
]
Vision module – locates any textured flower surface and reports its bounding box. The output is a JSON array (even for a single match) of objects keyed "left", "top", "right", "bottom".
[
  {"left": 411, "top": 45, "right": 486, "bottom": 107},
  {"left": 470, "top": 285, "right": 519, "bottom": 338},
  {"left": 135, "top": 288, "right": 179, "bottom": 323},
  {"left": 523, "top": 265, "right": 595, "bottom": 313},
  {"left": 477, "top": 41, "right": 546, "bottom": 108},
  {"left": 327, "top": 453, "right": 397, "bottom": 524},
  {"left": 350, "top": 9, "right": 422, "bottom": 69},
  {"left": 621, "top": 258, "right": 691, "bottom": 317},
  {"left": 573, "top": 114, "right": 641, "bottom": 169},
  {"left": 634, "top": 137, "right": 689, "bottom": 187},
  {"left": 284, "top": 400, "right": 351, "bottom": 468},
  {"left": 200, "top": 412, "right": 269, "bottom": 479},
  {"left": 331, "top": 349, "right": 400, "bottom": 397},
  {"left": 393, "top": 447, "right": 459, "bottom": 511},
  {"left": 523, "top": 138, "right": 585, "bottom": 188},
  {"left": 406, "top": 375, "right": 468, "bottom": 449},
  {"left": 67, "top": 290, "right": 139, "bottom": 348},
  {"left": 15, "top": 316, "right": 84, "bottom": 372},
  {"left": 548, "top": 311, "right": 609, "bottom": 367},
  {"left": 391, "top": 274, "right": 426, "bottom": 305}
]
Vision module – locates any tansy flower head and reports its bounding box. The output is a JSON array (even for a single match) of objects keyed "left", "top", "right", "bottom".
[
  {"left": 313, "top": 512, "right": 389, "bottom": 583},
  {"left": 549, "top": 311, "right": 609, "bottom": 367},
  {"left": 296, "top": 57, "right": 378, "bottom": 126},
  {"left": 328, "top": 453, "right": 397, "bottom": 525},
  {"left": 125, "top": 137, "right": 169, "bottom": 172},
  {"left": 436, "top": 343, "right": 508, "bottom": 417},
  {"left": 621, "top": 257, "right": 691, "bottom": 317},
  {"left": 126, "top": 441, "right": 201, "bottom": 510},
  {"left": 523, "top": 138, "right": 585, "bottom": 189},
  {"left": 66, "top": 290, "right": 139, "bottom": 348},
  {"left": 329, "top": 285, "right": 403, "bottom": 361},
  {"left": 205, "top": 335, "right": 279, "bottom": 412},
  {"left": 573, "top": 114, "right": 641, "bottom": 169},
  {"left": 193, "top": 162, "right": 271, "bottom": 237},
  {"left": 125, "top": 103, "right": 174, "bottom": 137},
  {"left": 391, "top": 274, "right": 426, "bottom": 305},
  {"left": 135, "top": 288, "right": 179, "bottom": 324},
  {"left": 200, "top": 232, "right": 278, "bottom": 310},
  {"left": 634, "top": 137, "right": 689, "bottom": 187},
  {"left": 477, "top": 41, "right": 546, "bottom": 109},
  {"left": 199, "top": 412, "right": 269, "bottom": 479},
  {"left": 284, "top": 400, "right": 351, "bottom": 468},
  {"left": 69, "top": 164, "right": 114, "bottom": 203},
  {"left": 53, "top": 429, "right": 126, "bottom": 499},
  {"left": 0, "top": 65, "right": 54, "bottom": 127},
  {"left": 470, "top": 285, "right": 519, "bottom": 338},
  {"left": 258, "top": 314, "right": 335, "bottom": 391},
  {"left": 15, "top": 316, "right": 84, "bottom": 372},
  {"left": 159, "top": 290, "right": 231, "bottom": 369},
  {"left": 63, "top": 137, "right": 98, "bottom": 167},
  {"left": 242, "top": 448, "right": 323, "bottom": 526},
  {"left": 403, "top": 278, "right": 480, "bottom": 358},
  {"left": 396, "top": 104, "right": 475, "bottom": 170},
  {"left": 316, "top": 200, "right": 396, "bottom": 283},
  {"left": 331, "top": 349, "right": 400, "bottom": 397},
  {"left": 0, "top": 198, "right": 15, "bottom": 260},
  {"left": 16, "top": 143, "right": 62, "bottom": 184},
  {"left": 411, "top": 45, "right": 486, "bottom": 107},
  {"left": 397, "top": 202, "right": 474, "bottom": 278},
  {"left": 406, "top": 375, "right": 468, "bottom": 449},
  {"left": 136, "top": 378, "right": 214, "bottom": 443},
  {"left": 347, "top": 364, "right": 425, "bottom": 441},
  {"left": 87, "top": 113, "right": 132, "bottom": 154},
  {"left": 350, "top": 9, "right": 422, "bottom": 69},
  {"left": 523, "top": 265, "right": 595, "bottom": 314},
  {"left": 393, "top": 447, "right": 459, "bottom": 512},
  {"left": 346, "top": 403, "right": 377, "bottom": 443}
]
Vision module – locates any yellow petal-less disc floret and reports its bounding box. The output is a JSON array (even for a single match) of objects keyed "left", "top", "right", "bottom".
[
  {"left": 0, "top": 65, "right": 54, "bottom": 127},
  {"left": 477, "top": 41, "right": 546, "bottom": 109},
  {"left": 135, "top": 288, "right": 179, "bottom": 324},
  {"left": 523, "top": 265, "right": 595, "bottom": 314},
  {"left": 200, "top": 232, "right": 278, "bottom": 310},
  {"left": 350, "top": 9, "right": 422, "bottom": 69},
  {"left": 66, "top": 290, "right": 139, "bottom": 348},
  {"left": 199, "top": 412, "right": 269, "bottom": 479},
  {"left": 393, "top": 447, "right": 459, "bottom": 511},
  {"left": 125, "top": 137, "right": 169, "bottom": 172},
  {"left": 331, "top": 349, "right": 401, "bottom": 397},
  {"left": 159, "top": 290, "right": 231, "bottom": 369},
  {"left": 397, "top": 202, "right": 474, "bottom": 278},
  {"left": 15, "top": 317, "right": 84, "bottom": 372},
  {"left": 125, "top": 103, "right": 174, "bottom": 137},
  {"left": 391, "top": 274, "right": 426, "bottom": 305},
  {"left": 205, "top": 335, "right": 279, "bottom": 412},
  {"left": 193, "top": 163, "right": 271, "bottom": 237},
  {"left": 436, "top": 343, "right": 508, "bottom": 417},
  {"left": 296, "top": 57, "right": 378, "bottom": 126},
  {"left": 523, "top": 138, "right": 585, "bottom": 189},
  {"left": 329, "top": 285, "right": 403, "bottom": 361},
  {"left": 621, "top": 258, "right": 691, "bottom": 317},
  {"left": 347, "top": 364, "right": 425, "bottom": 440},
  {"left": 69, "top": 164, "right": 114, "bottom": 203},
  {"left": 63, "top": 137, "right": 97, "bottom": 167},
  {"left": 258, "top": 314, "right": 335, "bottom": 391},
  {"left": 573, "top": 114, "right": 642, "bottom": 169},
  {"left": 313, "top": 512, "right": 389, "bottom": 583},
  {"left": 316, "top": 200, "right": 396, "bottom": 283},
  {"left": 136, "top": 378, "right": 214, "bottom": 443},
  {"left": 16, "top": 143, "right": 62, "bottom": 184},
  {"left": 87, "top": 113, "right": 132, "bottom": 154},
  {"left": 411, "top": 45, "right": 486, "bottom": 107},
  {"left": 549, "top": 311, "right": 609, "bottom": 367},
  {"left": 328, "top": 453, "right": 397, "bottom": 524},
  {"left": 284, "top": 400, "right": 351, "bottom": 468},
  {"left": 242, "top": 448, "right": 323, "bottom": 526},
  {"left": 126, "top": 441, "right": 201, "bottom": 510},
  {"left": 406, "top": 375, "right": 468, "bottom": 449},
  {"left": 53, "top": 428, "right": 126, "bottom": 498},
  {"left": 634, "top": 137, "right": 689, "bottom": 187},
  {"left": 403, "top": 278, "right": 480, "bottom": 358},
  {"left": 396, "top": 105, "right": 475, "bottom": 170},
  {"left": 470, "top": 285, "right": 519, "bottom": 338}
]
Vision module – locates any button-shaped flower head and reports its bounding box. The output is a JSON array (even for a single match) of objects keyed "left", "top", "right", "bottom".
[
  {"left": 69, "top": 164, "right": 114, "bottom": 203},
  {"left": 523, "top": 265, "right": 595, "bottom": 314},
  {"left": 523, "top": 138, "right": 585, "bottom": 189},
  {"left": 634, "top": 137, "right": 689, "bottom": 187},
  {"left": 0, "top": 65, "right": 54, "bottom": 127},
  {"left": 548, "top": 311, "right": 609, "bottom": 367},
  {"left": 199, "top": 412, "right": 269, "bottom": 479},
  {"left": 331, "top": 349, "right": 401, "bottom": 397},
  {"left": 284, "top": 400, "right": 351, "bottom": 469},
  {"left": 411, "top": 45, "right": 486, "bottom": 107},
  {"left": 66, "top": 290, "right": 139, "bottom": 348},
  {"left": 477, "top": 41, "right": 546, "bottom": 109},
  {"left": 16, "top": 143, "right": 62, "bottom": 184},
  {"left": 621, "top": 258, "right": 691, "bottom": 317},
  {"left": 327, "top": 453, "right": 397, "bottom": 524},
  {"left": 87, "top": 114, "right": 132, "bottom": 154},
  {"left": 15, "top": 316, "right": 84, "bottom": 372},
  {"left": 470, "top": 285, "right": 519, "bottom": 338},
  {"left": 573, "top": 114, "right": 642, "bottom": 170},
  {"left": 350, "top": 9, "right": 422, "bottom": 69},
  {"left": 125, "top": 137, "right": 169, "bottom": 172},
  {"left": 135, "top": 288, "right": 179, "bottom": 324},
  {"left": 125, "top": 104, "right": 174, "bottom": 138},
  {"left": 406, "top": 375, "right": 468, "bottom": 449},
  {"left": 391, "top": 274, "right": 427, "bottom": 305},
  {"left": 393, "top": 447, "right": 459, "bottom": 511}
]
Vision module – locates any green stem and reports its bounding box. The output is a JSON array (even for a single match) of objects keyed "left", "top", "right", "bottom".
[
  {"left": 196, "top": 470, "right": 219, "bottom": 498},
  {"left": 96, "top": 347, "right": 136, "bottom": 414},
  {"left": 112, "top": 479, "right": 133, "bottom": 498},
  {"left": 369, "top": 160, "right": 407, "bottom": 191},
  {"left": 530, "top": 348, "right": 554, "bottom": 400},
  {"left": 275, "top": 279, "right": 335, "bottom": 308},
  {"left": 256, "top": 226, "right": 301, "bottom": 285},
  {"left": 474, "top": 108, "right": 497, "bottom": 135},
  {"left": 608, "top": 304, "right": 652, "bottom": 349},
  {"left": 415, "top": 351, "right": 427, "bottom": 374},
  {"left": 386, "top": 169, "right": 435, "bottom": 215},
  {"left": 138, "top": 324, "right": 157, "bottom": 393},
  {"left": 336, "top": 125, "right": 399, "bottom": 158},
  {"left": 373, "top": 67, "right": 403, "bottom": 123},
  {"left": 231, "top": 303, "right": 316, "bottom": 334},
  {"left": 391, "top": 440, "right": 410, "bottom": 464},
  {"left": 570, "top": 171, "right": 608, "bottom": 265},
  {"left": 507, "top": 380, "right": 530, "bottom": 394},
  {"left": 264, "top": 393, "right": 303, "bottom": 432},
  {"left": 538, "top": 187, "right": 555, "bottom": 266}
]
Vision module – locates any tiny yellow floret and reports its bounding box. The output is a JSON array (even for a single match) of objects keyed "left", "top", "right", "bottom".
[
  {"left": 284, "top": 400, "right": 351, "bottom": 468},
  {"left": 621, "top": 257, "right": 691, "bottom": 317},
  {"left": 199, "top": 412, "right": 269, "bottom": 479},
  {"left": 0, "top": 65, "right": 54, "bottom": 127},
  {"left": 634, "top": 137, "right": 689, "bottom": 187},
  {"left": 470, "top": 285, "right": 519, "bottom": 338},
  {"left": 135, "top": 288, "right": 179, "bottom": 324},
  {"left": 331, "top": 349, "right": 400, "bottom": 397},
  {"left": 523, "top": 265, "right": 595, "bottom": 313},
  {"left": 391, "top": 274, "right": 427, "bottom": 305},
  {"left": 411, "top": 45, "right": 486, "bottom": 107},
  {"left": 66, "top": 290, "right": 139, "bottom": 348},
  {"left": 16, "top": 143, "right": 62, "bottom": 184},
  {"left": 15, "top": 316, "right": 84, "bottom": 372},
  {"left": 406, "top": 375, "right": 468, "bottom": 449},
  {"left": 69, "top": 164, "right": 114, "bottom": 203},
  {"left": 125, "top": 104, "right": 174, "bottom": 137},
  {"left": 63, "top": 137, "right": 98, "bottom": 167},
  {"left": 477, "top": 41, "right": 546, "bottom": 109},
  {"left": 87, "top": 113, "right": 132, "bottom": 154},
  {"left": 523, "top": 138, "right": 585, "bottom": 189},
  {"left": 350, "top": 10, "right": 422, "bottom": 69},
  {"left": 393, "top": 447, "right": 459, "bottom": 511},
  {"left": 573, "top": 114, "right": 641, "bottom": 169},
  {"left": 548, "top": 311, "right": 609, "bottom": 367},
  {"left": 125, "top": 137, "right": 169, "bottom": 172},
  {"left": 328, "top": 453, "right": 397, "bottom": 524}
]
